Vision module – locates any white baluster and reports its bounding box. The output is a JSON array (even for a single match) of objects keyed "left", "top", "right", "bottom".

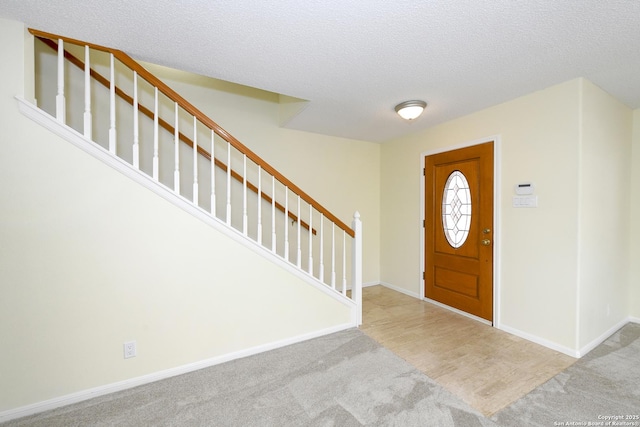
[
  {"left": 152, "top": 87, "right": 159, "bottom": 180},
  {"left": 257, "top": 167, "right": 262, "bottom": 245},
  {"left": 108, "top": 53, "right": 116, "bottom": 154},
  {"left": 331, "top": 223, "right": 336, "bottom": 289},
  {"left": 271, "top": 177, "right": 276, "bottom": 253},
  {"left": 210, "top": 130, "right": 216, "bottom": 216},
  {"left": 174, "top": 102, "right": 180, "bottom": 193},
  {"left": 342, "top": 229, "right": 347, "bottom": 295},
  {"left": 83, "top": 45, "right": 92, "bottom": 139},
  {"left": 351, "top": 212, "right": 363, "bottom": 325},
  {"left": 132, "top": 71, "right": 139, "bottom": 169},
  {"left": 56, "top": 39, "right": 65, "bottom": 123},
  {"left": 242, "top": 154, "right": 248, "bottom": 235},
  {"left": 319, "top": 214, "right": 324, "bottom": 283},
  {"left": 284, "top": 187, "right": 289, "bottom": 261},
  {"left": 226, "top": 142, "right": 232, "bottom": 225},
  {"left": 308, "top": 204, "right": 313, "bottom": 276},
  {"left": 296, "top": 196, "right": 302, "bottom": 268},
  {"left": 193, "top": 116, "right": 198, "bottom": 206}
]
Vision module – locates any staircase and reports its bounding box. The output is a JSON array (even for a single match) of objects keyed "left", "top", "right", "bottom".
[{"left": 21, "top": 29, "right": 362, "bottom": 324}]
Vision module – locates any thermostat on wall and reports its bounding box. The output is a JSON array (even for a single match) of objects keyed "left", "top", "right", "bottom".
[{"left": 515, "top": 182, "right": 534, "bottom": 195}]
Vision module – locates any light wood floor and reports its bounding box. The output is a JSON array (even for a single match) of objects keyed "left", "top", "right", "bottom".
[{"left": 360, "top": 285, "right": 576, "bottom": 416}]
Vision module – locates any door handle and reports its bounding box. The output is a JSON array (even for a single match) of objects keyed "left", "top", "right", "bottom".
[{"left": 481, "top": 239, "right": 491, "bottom": 246}]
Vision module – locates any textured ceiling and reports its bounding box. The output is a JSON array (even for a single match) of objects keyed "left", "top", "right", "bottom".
[{"left": 2, "top": 0, "right": 640, "bottom": 142}]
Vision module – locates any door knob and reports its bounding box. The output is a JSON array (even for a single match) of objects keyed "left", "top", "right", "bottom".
[{"left": 481, "top": 239, "right": 491, "bottom": 246}]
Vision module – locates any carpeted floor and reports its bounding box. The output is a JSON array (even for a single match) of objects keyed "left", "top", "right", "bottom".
[
  {"left": 3, "top": 329, "right": 495, "bottom": 427},
  {"left": 3, "top": 323, "right": 639, "bottom": 426},
  {"left": 492, "top": 322, "right": 640, "bottom": 426}
]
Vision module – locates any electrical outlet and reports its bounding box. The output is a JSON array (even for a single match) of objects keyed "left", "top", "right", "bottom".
[{"left": 123, "top": 341, "right": 137, "bottom": 359}]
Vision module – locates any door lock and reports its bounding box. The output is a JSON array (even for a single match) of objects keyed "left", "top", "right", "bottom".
[
  {"left": 481, "top": 239, "right": 491, "bottom": 246},
  {"left": 483, "top": 228, "right": 491, "bottom": 234}
]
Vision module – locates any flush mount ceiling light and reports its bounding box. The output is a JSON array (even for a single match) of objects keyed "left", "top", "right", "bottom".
[{"left": 395, "top": 100, "right": 427, "bottom": 120}]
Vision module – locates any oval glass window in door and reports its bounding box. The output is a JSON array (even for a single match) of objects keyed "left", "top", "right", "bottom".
[{"left": 442, "top": 170, "right": 472, "bottom": 248}]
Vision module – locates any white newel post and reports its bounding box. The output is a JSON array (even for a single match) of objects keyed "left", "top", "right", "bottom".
[
  {"left": 330, "top": 223, "right": 336, "bottom": 289},
  {"left": 296, "top": 195, "right": 301, "bottom": 268},
  {"left": 307, "top": 204, "right": 313, "bottom": 275},
  {"left": 351, "top": 211, "right": 363, "bottom": 326},
  {"left": 132, "top": 71, "right": 139, "bottom": 169},
  {"left": 210, "top": 130, "right": 216, "bottom": 217},
  {"left": 242, "top": 154, "right": 247, "bottom": 235},
  {"left": 192, "top": 116, "right": 199, "bottom": 205},
  {"left": 319, "top": 214, "right": 324, "bottom": 282},
  {"left": 108, "top": 53, "right": 116, "bottom": 154},
  {"left": 83, "top": 45, "right": 92, "bottom": 139},
  {"left": 226, "top": 142, "right": 232, "bottom": 225},
  {"left": 271, "top": 177, "right": 277, "bottom": 253},
  {"left": 284, "top": 188, "right": 289, "bottom": 261},
  {"left": 174, "top": 102, "right": 180, "bottom": 193},
  {"left": 152, "top": 87, "right": 159, "bottom": 180},
  {"left": 342, "top": 230, "right": 347, "bottom": 296},
  {"left": 56, "top": 39, "right": 66, "bottom": 123},
  {"left": 257, "top": 167, "right": 262, "bottom": 245}
]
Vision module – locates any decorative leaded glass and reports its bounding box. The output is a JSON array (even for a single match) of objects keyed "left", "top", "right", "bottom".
[{"left": 442, "top": 170, "right": 472, "bottom": 248}]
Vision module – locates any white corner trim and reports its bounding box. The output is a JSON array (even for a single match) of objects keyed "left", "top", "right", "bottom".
[
  {"left": 498, "top": 323, "right": 579, "bottom": 358},
  {"left": 629, "top": 316, "right": 640, "bottom": 324},
  {"left": 379, "top": 281, "right": 420, "bottom": 299},
  {"left": 0, "top": 323, "right": 354, "bottom": 423},
  {"left": 575, "top": 318, "right": 632, "bottom": 358},
  {"left": 15, "top": 96, "right": 356, "bottom": 313}
]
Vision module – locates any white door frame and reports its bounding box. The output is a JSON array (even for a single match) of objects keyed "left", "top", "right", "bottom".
[{"left": 419, "top": 135, "right": 502, "bottom": 328}]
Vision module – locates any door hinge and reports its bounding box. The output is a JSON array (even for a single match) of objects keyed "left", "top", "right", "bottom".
[
  {"left": 422, "top": 271, "right": 425, "bottom": 280},
  {"left": 423, "top": 167, "right": 425, "bottom": 176},
  {"left": 422, "top": 220, "right": 425, "bottom": 228}
]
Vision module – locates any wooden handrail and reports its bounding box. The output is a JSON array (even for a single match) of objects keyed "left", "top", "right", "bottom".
[
  {"left": 36, "top": 36, "right": 316, "bottom": 236},
  {"left": 30, "top": 29, "right": 354, "bottom": 238}
]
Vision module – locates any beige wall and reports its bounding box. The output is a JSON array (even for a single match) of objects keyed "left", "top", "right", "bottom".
[
  {"left": 0, "top": 20, "right": 352, "bottom": 413},
  {"left": 381, "top": 80, "right": 583, "bottom": 350},
  {"left": 381, "top": 79, "right": 631, "bottom": 352},
  {"left": 631, "top": 109, "right": 640, "bottom": 320},
  {"left": 381, "top": 78, "right": 635, "bottom": 353},
  {"left": 577, "top": 80, "right": 632, "bottom": 348}
]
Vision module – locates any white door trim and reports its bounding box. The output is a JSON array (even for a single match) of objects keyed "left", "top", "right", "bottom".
[{"left": 419, "top": 136, "right": 502, "bottom": 328}]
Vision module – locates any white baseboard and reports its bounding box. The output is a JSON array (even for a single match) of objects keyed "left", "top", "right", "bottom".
[
  {"left": 345, "top": 281, "right": 380, "bottom": 291},
  {"left": 379, "top": 281, "right": 420, "bottom": 299},
  {"left": 378, "top": 283, "right": 639, "bottom": 360},
  {"left": 474, "top": 318, "right": 637, "bottom": 359},
  {"left": 576, "top": 317, "right": 632, "bottom": 358},
  {"left": 0, "top": 323, "right": 353, "bottom": 423},
  {"left": 498, "top": 324, "right": 579, "bottom": 358}
]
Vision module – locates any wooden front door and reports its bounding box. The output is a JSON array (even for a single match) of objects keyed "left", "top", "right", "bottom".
[{"left": 424, "top": 141, "right": 494, "bottom": 322}]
